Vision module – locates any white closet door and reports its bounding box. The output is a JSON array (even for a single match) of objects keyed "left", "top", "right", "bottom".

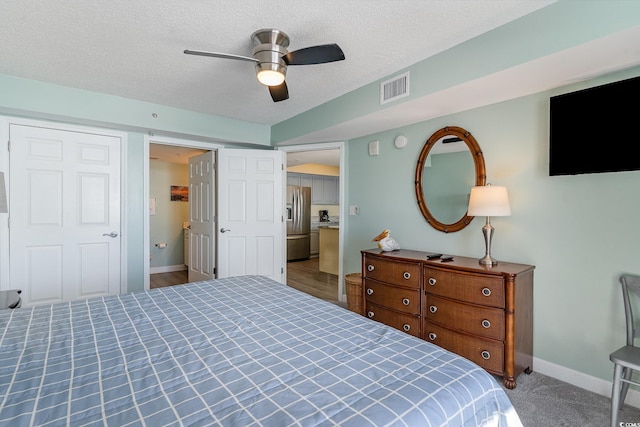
[{"left": 9, "top": 124, "right": 121, "bottom": 306}]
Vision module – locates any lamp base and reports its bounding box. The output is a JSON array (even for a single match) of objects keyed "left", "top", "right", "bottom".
[
  {"left": 478, "top": 255, "right": 498, "bottom": 266},
  {"left": 479, "top": 217, "right": 498, "bottom": 267}
]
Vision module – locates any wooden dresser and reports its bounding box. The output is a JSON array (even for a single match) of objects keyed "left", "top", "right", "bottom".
[{"left": 361, "top": 248, "right": 534, "bottom": 389}]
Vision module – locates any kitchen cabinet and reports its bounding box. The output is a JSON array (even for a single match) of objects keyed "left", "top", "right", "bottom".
[
  {"left": 310, "top": 230, "right": 319, "bottom": 256},
  {"left": 287, "top": 174, "right": 300, "bottom": 186},
  {"left": 315, "top": 175, "right": 338, "bottom": 204},
  {"left": 287, "top": 173, "right": 338, "bottom": 205},
  {"left": 319, "top": 227, "right": 339, "bottom": 274}
]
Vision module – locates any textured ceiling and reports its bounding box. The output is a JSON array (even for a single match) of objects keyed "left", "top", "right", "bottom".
[{"left": 0, "top": 0, "right": 556, "bottom": 127}]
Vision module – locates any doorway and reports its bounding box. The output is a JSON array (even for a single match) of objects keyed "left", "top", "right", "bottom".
[
  {"left": 279, "top": 142, "right": 346, "bottom": 303},
  {"left": 144, "top": 136, "right": 220, "bottom": 290},
  {"left": 144, "top": 139, "right": 286, "bottom": 290}
]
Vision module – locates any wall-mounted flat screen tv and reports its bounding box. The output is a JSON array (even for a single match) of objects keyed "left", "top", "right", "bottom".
[{"left": 549, "top": 75, "right": 640, "bottom": 176}]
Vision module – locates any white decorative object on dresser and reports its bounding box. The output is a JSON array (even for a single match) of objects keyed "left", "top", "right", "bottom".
[{"left": 362, "top": 248, "right": 534, "bottom": 389}]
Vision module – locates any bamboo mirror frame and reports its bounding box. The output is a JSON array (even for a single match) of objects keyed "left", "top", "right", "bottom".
[{"left": 415, "top": 126, "right": 486, "bottom": 233}]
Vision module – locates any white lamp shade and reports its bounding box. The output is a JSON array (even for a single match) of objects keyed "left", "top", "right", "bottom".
[
  {"left": 468, "top": 185, "right": 511, "bottom": 217},
  {"left": 0, "top": 172, "right": 7, "bottom": 214}
]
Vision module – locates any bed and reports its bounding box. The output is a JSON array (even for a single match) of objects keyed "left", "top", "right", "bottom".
[{"left": 0, "top": 275, "right": 522, "bottom": 426}]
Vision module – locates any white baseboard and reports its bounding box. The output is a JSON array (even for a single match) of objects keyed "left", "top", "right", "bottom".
[
  {"left": 534, "top": 357, "right": 640, "bottom": 409},
  {"left": 150, "top": 264, "right": 187, "bottom": 274}
]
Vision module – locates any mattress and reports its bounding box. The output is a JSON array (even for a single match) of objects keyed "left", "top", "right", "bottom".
[{"left": 0, "top": 275, "right": 522, "bottom": 426}]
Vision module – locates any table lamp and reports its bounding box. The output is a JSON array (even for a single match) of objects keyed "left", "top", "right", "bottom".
[{"left": 467, "top": 184, "right": 510, "bottom": 266}]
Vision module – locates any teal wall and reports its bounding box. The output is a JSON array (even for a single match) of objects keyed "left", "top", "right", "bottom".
[
  {"left": 126, "top": 135, "right": 146, "bottom": 293},
  {"left": 344, "top": 65, "right": 640, "bottom": 384},
  {"left": 0, "top": 74, "right": 271, "bottom": 146},
  {"left": 149, "top": 161, "right": 189, "bottom": 269}
]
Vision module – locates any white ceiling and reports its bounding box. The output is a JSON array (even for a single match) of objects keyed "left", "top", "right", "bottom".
[{"left": 0, "top": 0, "right": 557, "bottom": 129}]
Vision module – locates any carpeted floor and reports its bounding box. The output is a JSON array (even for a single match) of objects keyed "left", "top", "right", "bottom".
[{"left": 503, "top": 371, "right": 640, "bottom": 426}]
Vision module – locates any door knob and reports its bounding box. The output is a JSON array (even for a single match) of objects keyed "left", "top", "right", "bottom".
[
  {"left": 102, "top": 232, "right": 118, "bottom": 238},
  {"left": 220, "top": 228, "right": 231, "bottom": 233}
]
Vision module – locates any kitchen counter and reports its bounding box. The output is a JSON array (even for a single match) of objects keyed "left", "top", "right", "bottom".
[
  {"left": 319, "top": 226, "right": 339, "bottom": 275},
  {"left": 312, "top": 221, "right": 339, "bottom": 230}
]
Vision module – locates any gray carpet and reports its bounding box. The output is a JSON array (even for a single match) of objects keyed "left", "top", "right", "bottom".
[{"left": 503, "top": 372, "right": 640, "bottom": 426}]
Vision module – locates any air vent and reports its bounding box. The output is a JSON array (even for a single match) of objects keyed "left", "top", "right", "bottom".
[{"left": 380, "top": 72, "right": 409, "bottom": 105}]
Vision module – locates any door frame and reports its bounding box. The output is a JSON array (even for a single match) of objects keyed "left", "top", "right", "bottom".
[
  {"left": 143, "top": 135, "right": 223, "bottom": 290},
  {"left": 278, "top": 141, "right": 346, "bottom": 302},
  {"left": 0, "top": 115, "right": 128, "bottom": 294}
]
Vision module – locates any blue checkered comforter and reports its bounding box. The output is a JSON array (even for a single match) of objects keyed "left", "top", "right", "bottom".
[{"left": 0, "top": 275, "right": 522, "bottom": 426}]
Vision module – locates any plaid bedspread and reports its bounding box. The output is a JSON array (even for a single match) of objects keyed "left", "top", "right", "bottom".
[{"left": 0, "top": 275, "right": 522, "bottom": 426}]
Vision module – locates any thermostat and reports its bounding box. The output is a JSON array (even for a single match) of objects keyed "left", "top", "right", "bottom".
[{"left": 368, "top": 140, "right": 379, "bottom": 156}]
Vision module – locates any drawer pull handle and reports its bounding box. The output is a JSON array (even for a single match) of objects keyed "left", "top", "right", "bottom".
[
  {"left": 429, "top": 305, "right": 437, "bottom": 313},
  {"left": 403, "top": 272, "right": 411, "bottom": 280},
  {"left": 428, "top": 332, "right": 437, "bottom": 341},
  {"left": 367, "top": 265, "right": 375, "bottom": 272},
  {"left": 366, "top": 288, "right": 373, "bottom": 296},
  {"left": 482, "top": 287, "right": 491, "bottom": 297},
  {"left": 428, "top": 277, "right": 436, "bottom": 286},
  {"left": 402, "top": 298, "right": 410, "bottom": 306},
  {"left": 403, "top": 324, "right": 411, "bottom": 332},
  {"left": 367, "top": 311, "right": 375, "bottom": 318},
  {"left": 481, "top": 350, "right": 491, "bottom": 360},
  {"left": 481, "top": 319, "right": 491, "bottom": 328}
]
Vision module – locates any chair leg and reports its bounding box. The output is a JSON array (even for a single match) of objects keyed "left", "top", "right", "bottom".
[
  {"left": 612, "top": 364, "right": 623, "bottom": 427},
  {"left": 620, "top": 367, "right": 633, "bottom": 410}
]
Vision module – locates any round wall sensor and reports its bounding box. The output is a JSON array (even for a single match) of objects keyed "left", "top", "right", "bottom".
[{"left": 394, "top": 135, "right": 408, "bottom": 149}]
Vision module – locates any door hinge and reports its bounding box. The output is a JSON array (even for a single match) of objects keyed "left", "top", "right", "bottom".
[
  {"left": 281, "top": 267, "right": 284, "bottom": 274},
  {"left": 7, "top": 140, "right": 10, "bottom": 151}
]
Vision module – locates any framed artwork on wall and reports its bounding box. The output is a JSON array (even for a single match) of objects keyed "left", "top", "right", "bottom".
[{"left": 170, "top": 186, "right": 188, "bottom": 202}]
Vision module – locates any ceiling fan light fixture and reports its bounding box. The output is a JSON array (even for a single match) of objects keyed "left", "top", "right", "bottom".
[{"left": 256, "top": 65, "right": 286, "bottom": 86}]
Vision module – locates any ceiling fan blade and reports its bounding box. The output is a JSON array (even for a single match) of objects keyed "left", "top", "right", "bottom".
[
  {"left": 184, "top": 49, "right": 258, "bottom": 63},
  {"left": 269, "top": 81, "right": 289, "bottom": 102},
  {"left": 283, "top": 44, "right": 345, "bottom": 65}
]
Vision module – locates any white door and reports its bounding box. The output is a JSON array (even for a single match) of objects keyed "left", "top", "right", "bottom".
[
  {"left": 9, "top": 124, "right": 121, "bottom": 306},
  {"left": 217, "top": 149, "right": 284, "bottom": 282},
  {"left": 188, "top": 151, "right": 215, "bottom": 282}
]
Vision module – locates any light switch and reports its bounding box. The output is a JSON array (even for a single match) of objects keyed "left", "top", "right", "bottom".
[{"left": 349, "top": 205, "right": 360, "bottom": 215}]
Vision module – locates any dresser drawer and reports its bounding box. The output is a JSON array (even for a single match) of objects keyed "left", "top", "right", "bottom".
[
  {"left": 365, "top": 302, "right": 420, "bottom": 337},
  {"left": 424, "top": 322, "right": 504, "bottom": 374},
  {"left": 364, "top": 279, "right": 420, "bottom": 314},
  {"left": 363, "top": 256, "right": 421, "bottom": 289},
  {"left": 424, "top": 267, "right": 505, "bottom": 308},
  {"left": 425, "top": 294, "right": 504, "bottom": 341}
]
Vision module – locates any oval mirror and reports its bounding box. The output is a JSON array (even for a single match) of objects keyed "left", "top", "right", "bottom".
[{"left": 415, "top": 126, "right": 486, "bottom": 233}]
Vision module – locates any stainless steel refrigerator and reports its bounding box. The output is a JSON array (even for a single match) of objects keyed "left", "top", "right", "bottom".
[{"left": 286, "top": 186, "right": 311, "bottom": 261}]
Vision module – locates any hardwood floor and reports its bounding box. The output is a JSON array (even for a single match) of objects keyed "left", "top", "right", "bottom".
[
  {"left": 149, "top": 258, "right": 342, "bottom": 306},
  {"left": 150, "top": 270, "right": 188, "bottom": 289},
  {"left": 286, "top": 257, "right": 340, "bottom": 304}
]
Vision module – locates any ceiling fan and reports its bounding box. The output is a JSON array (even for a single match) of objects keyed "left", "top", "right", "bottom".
[{"left": 184, "top": 28, "right": 345, "bottom": 102}]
